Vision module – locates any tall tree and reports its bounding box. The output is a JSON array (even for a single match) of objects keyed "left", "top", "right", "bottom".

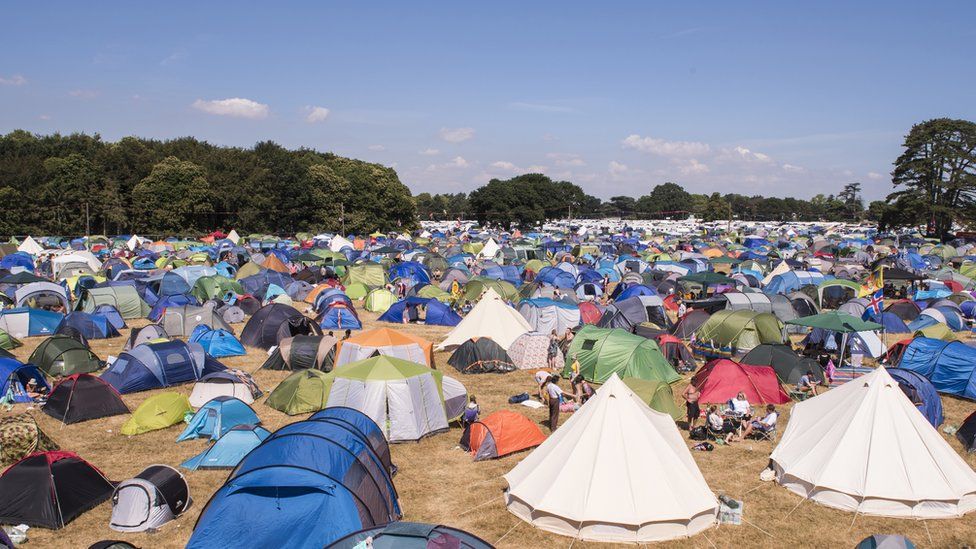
[
  {"left": 838, "top": 182, "right": 863, "bottom": 221},
  {"left": 891, "top": 118, "right": 976, "bottom": 236},
  {"left": 131, "top": 157, "right": 213, "bottom": 234},
  {"left": 636, "top": 182, "right": 693, "bottom": 219}
]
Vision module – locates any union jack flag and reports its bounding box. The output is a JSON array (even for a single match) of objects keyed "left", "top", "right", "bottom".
[{"left": 862, "top": 288, "right": 884, "bottom": 320}]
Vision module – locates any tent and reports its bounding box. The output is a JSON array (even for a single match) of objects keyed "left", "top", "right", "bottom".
[
  {"left": 504, "top": 374, "right": 718, "bottom": 543},
  {"left": 957, "top": 411, "right": 976, "bottom": 452},
  {"left": 448, "top": 337, "right": 516, "bottom": 374},
  {"left": 364, "top": 288, "right": 397, "bottom": 313},
  {"left": 29, "top": 335, "right": 102, "bottom": 376},
  {"left": 377, "top": 296, "right": 461, "bottom": 326},
  {"left": 178, "top": 396, "right": 260, "bottom": 442},
  {"left": 318, "top": 302, "right": 363, "bottom": 330},
  {"left": 56, "top": 312, "right": 120, "bottom": 339},
  {"left": 887, "top": 367, "right": 944, "bottom": 427},
  {"left": 0, "top": 358, "right": 50, "bottom": 403},
  {"left": 342, "top": 262, "right": 388, "bottom": 288},
  {"left": 563, "top": 325, "right": 679, "bottom": 384},
  {"left": 770, "top": 367, "right": 976, "bottom": 518},
  {"left": 0, "top": 307, "right": 63, "bottom": 338},
  {"left": 162, "top": 304, "right": 234, "bottom": 337},
  {"left": 188, "top": 325, "right": 246, "bottom": 357},
  {"left": 693, "top": 310, "right": 786, "bottom": 356},
  {"left": 265, "top": 368, "right": 333, "bottom": 415},
  {"left": 437, "top": 288, "right": 531, "bottom": 350},
  {"left": 181, "top": 424, "right": 271, "bottom": 470},
  {"left": 740, "top": 344, "right": 825, "bottom": 386},
  {"left": 124, "top": 324, "right": 169, "bottom": 351},
  {"left": 317, "top": 356, "right": 452, "bottom": 442},
  {"left": 241, "top": 303, "right": 321, "bottom": 349},
  {"left": 672, "top": 309, "right": 711, "bottom": 339},
  {"left": 109, "top": 465, "right": 190, "bottom": 533},
  {"left": 459, "top": 410, "right": 545, "bottom": 460},
  {"left": 691, "top": 359, "right": 790, "bottom": 405},
  {"left": 0, "top": 451, "right": 114, "bottom": 529},
  {"left": 310, "top": 406, "right": 396, "bottom": 476},
  {"left": 896, "top": 337, "right": 976, "bottom": 399},
  {"left": 76, "top": 286, "right": 150, "bottom": 319},
  {"left": 329, "top": 522, "right": 492, "bottom": 549},
  {"left": 598, "top": 295, "right": 669, "bottom": 331},
  {"left": 517, "top": 299, "right": 581, "bottom": 335},
  {"left": 14, "top": 281, "right": 70, "bottom": 310},
  {"left": 508, "top": 331, "right": 563, "bottom": 370},
  {"left": 654, "top": 334, "right": 696, "bottom": 372},
  {"left": 621, "top": 376, "right": 684, "bottom": 420},
  {"left": 0, "top": 413, "right": 58, "bottom": 466},
  {"left": 121, "top": 392, "right": 193, "bottom": 435},
  {"left": 260, "top": 334, "right": 338, "bottom": 372},
  {"left": 188, "top": 417, "right": 400, "bottom": 548},
  {"left": 101, "top": 340, "right": 225, "bottom": 394},
  {"left": 43, "top": 374, "right": 129, "bottom": 424},
  {"left": 189, "top": 370, "right": 263, "bottom": 407},
  {"left": 0, "top": 329, "right": 20, "bottom": 351},
  {"left": 334, "top": 327, "right": 434, "bottom": 368}
]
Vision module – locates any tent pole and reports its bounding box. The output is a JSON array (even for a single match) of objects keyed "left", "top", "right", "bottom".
[{"left": 839, "top": 332, "right": 849, "bottom": 376}]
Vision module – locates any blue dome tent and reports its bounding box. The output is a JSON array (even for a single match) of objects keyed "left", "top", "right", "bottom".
[
  {"left": 56, "top": 312, "right": 120, "bottom": 340},
  {"left": 886, "top": 367, "right": 944, "bottom": 427},
  {"left": 181, "top": 424, "right": 270, "bottom": 470},
  {"left": 0, "top": 358, "right": 49, "bottom": 403},
  {"left": 377, "top": 297, "right": 461, "bottom": 327},
  {"left": 188, "top": 325, "right": 246, "bottom": 358},
  {"left": 101, "top": 340, "right": 225, "bottom": 394},
  {"left": 177, "top": 396, "right": 260, "bottom": 442}
]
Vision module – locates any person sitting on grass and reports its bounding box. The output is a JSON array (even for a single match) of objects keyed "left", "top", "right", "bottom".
[
  {"left": 733, "top": 404, "right": 778, "bottom": 441},
  {"left": 797, "top": 370, "right": 819, "bottom": 396}
]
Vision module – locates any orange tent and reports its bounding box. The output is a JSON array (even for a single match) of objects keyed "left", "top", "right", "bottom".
[
  {"left": 463, "top": 410, "right": 546, "bottom": 461},
  {"left": 262, "top": 254, "right": 291, "bottom": 274},
  {"left": 334, "top": 327, "right": 435, "bottom": 368}
]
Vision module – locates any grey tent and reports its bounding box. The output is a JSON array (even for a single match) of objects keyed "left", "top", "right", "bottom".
[
  {"left": 598, "top": 296, "right": 669, "bottom": 331},
  {"left": 516, "top": 299, "right": 581, "bottom": 335},
  {"left": 124, "top": 324, "right": 169, "bottom": 351},
  {"left": 162, "top": 304, "right": 234, "bottom": 337},
  {"left": 14, "top": 282, "right": 70, "bottom": 310},
  {"left": 260, "top": 335, "right": 338, "bottom": 372},
  {"left": 109, "top": 464, "right": 190, "bottom": 533},
  {"left": 723, "top": 292, "right": 773, "bottom": 314}
]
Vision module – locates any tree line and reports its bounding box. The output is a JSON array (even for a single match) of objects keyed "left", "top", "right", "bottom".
[{"left": 0, "top": 131, "right": 417, "bottom": 237}]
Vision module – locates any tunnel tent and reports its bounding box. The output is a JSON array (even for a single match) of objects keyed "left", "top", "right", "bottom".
[
  {"left": 260, "top": 334, "right": 338, "bottom": 372},
  {"left": 109, "top": 464, "right": 191, "bottom": 533},
  {"left": 76, "top": 286, "right": 150, "bottom": 319},
  {"left": 693, "top": 309, "right": 786, "bottom": 356},
  {"left": 329, "top": 522, "right": 493, "bottom": 549},
  {"left": 562, "top": 325, "right": 679, "bottom": 384},
  {"left": 100, "top": 340, "right": 226, "bottom": 394},
  {"left": 886, "top": 367, "right": 944, "bottom": 428}
]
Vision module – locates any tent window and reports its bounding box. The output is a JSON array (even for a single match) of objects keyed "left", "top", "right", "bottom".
[{"left": 581, "top": 340, "right": 596, "bottom": 351}]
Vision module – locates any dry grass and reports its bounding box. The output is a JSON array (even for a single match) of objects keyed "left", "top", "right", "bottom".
[{"left": 4, "top": 312, "right": 976, "bottom": 548}]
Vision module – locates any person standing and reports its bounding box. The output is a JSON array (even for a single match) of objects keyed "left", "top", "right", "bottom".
[
  {"left": 682, "top": 382, "right": 701, "bottom": 430},
  {"left": 543, "top": 375, "right": 574, "bottom": 431}
]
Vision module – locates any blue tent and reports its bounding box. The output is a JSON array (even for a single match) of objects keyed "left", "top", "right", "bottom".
[
  {"left": 101, "top": 340, "right": 225, "bottom": 393},
  {"left": 897, "top": 337, "right": 976, "bottom": 400},
  {"left": 318, "top": 303, "right": 362, "bottom": 330},
  {"left": 187, "top": 419, "right": 400, "bottom": 549},
  {"left": 534, "top": 267, "right": 576, "bottom": 289},
  {"left": 181, "top": 424, "right": 270, "bottom": 470},
  {"left": 189, "top": 325, "right": 246, "bottom": 358},
  {"left": 388, "top": 262, "right": 431, "bottom": 286},
  {"left": 0, "top": 307, "right": 63, "bottom": 338},
  {"left": 764, "top": 271, "right": 827, "bottom": 295},
  {"left": 0, "top": 252, "right": 34, "bottom": 272},
  {"left": 309, "top": 407, "right": 394, "bottom": 475},
  {"left": 149, "top": 294, "right": 199, "bottom": 322},
  {"left": 240, "top": 271, "right": 295, "bottom": 301},
  {"left": 0, "top": 358, "right": 49, "bottom": 403},
  {"left": 313, "top": 288, "right": 353, "bottom": 314},
  {"left": 377, "top": 297, "right": 461, "bottom": 326},
  {"left": 56, "top": 312, "right": 120, "bottom": 339},
  {"left": 887, "top": 367, "right": 944, "bottom": 427},
  {"left": 613, "top": 284, "right": 657, "bottom": 302},
  {"left": 868, "top": 312, "right": 911, "bottom": 333},
  {"left": 92, "top": 304, "right": 126, "bottom": 331},
  {"left": 177, "top": 396, "right": 260, "bottom": 442},
  {"left": 961, "top": 301, "right": 976, "bottom": 319}
]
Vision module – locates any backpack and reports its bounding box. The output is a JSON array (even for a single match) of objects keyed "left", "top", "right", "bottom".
[
  {"left": 689, "top": 426, "right": 708, "bottom": 440},
  {"left": 508, "top": 392, "right": 530, "bottom": 404}
]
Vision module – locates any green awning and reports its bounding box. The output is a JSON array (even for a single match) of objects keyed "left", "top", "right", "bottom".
[{"left": 786, "top": 311, "right": 883, "bottom": 333}]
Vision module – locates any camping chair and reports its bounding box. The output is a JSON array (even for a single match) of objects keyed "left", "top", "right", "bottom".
[{"left": 744, "top": 422, "right": 777, "bottom": 442}]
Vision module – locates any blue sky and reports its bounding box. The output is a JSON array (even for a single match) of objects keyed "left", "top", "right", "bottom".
[{"left": 2, "top": 2, "right": 973, "bottom": 201}]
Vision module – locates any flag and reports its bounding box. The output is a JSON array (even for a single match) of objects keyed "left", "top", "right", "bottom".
[{"left": 862, "top": 288, "right": 884, "bottom": 321}]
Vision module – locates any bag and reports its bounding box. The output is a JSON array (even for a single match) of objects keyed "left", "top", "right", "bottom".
[
  {"left": 508, "top": 392, "right": 530, "bottom": 404},
  {"left": 689, "top": 426, "right": 708, "bottom": 440},
  {"left": 692, "top": 442, "right": 714, "bottom": 451}
]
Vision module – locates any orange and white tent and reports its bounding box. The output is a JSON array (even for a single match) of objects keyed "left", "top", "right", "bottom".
[{"left": 334, "top": 327, "right": 434, "bottom": 368}]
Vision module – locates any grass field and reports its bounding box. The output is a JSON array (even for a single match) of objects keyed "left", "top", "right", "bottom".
[{"left": 4, "top": 311, "right": 976, "bottom": 548}]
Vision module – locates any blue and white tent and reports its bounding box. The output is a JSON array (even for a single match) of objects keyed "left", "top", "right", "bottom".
[
  {"left": 897, "top": 337, "right": 976, "bottom": 400},
  {"left": 189, "top": 325, "right": 246, "bottom": 358},
  {"left": 0, "top": 307, "right": 63, "bottom": 338},
  {"left": 177, "top": 396, "right": 260, "bottom": 442},
  {"left": 181, "top": 424, "right": 270, "bottom": 470},
  {"left": 0, "top": 358, "right": 49, "bottom": 403}
]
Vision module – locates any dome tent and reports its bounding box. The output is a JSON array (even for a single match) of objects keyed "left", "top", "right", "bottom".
[
  {"left": 896, "top": 337, "right": 976, "bottom": 399},
  {"left": 377, "top": 296, "right": 462, "bottom": 326},
  {"left": 562, "top": 325, "right": 679, "bottom": 384},
  {"left": 0, "top": 451, "right": 115, "bottom": 529},
  {"left": 508, "top": 331, "right": 563, "bottom": 370},
  {"left": 177, "top": 396, "right": 260, "bottom": 442},
  {"left": 260, "top": 334, "right": 338, "bottom": 372},
  {"left": 621, "top": 376, "right": 683, "bottom": 420},
  {"left": 460, "top": 410, "right": 546, "bottom": 461},
  {"left": 29, "top": 335, "right": 102, "bottom": 376},
  {"left": 188, "top": 370, "right": 263, "bottom": 407},
  {"left": 691, "top": 359, "right": 790, "bottom": 405},
  {"left": 0, "top": 413, "right": 58, "bottom": 467},
  {"left": 310, "top": 406, "right": 396, "bottom": 476},
  {"left": 329, "top": 522, "right": 493, "bottom": 549},
  {"left": 109, "top": 464, "right": 190, "bottom": 533},
  {"left": 0, "top": 358, "right": 50, "bottom": 403},
  {"left": 188, "top": 324, "right": 246, "bottom": 358},
  {"left": 770, "top": 367, "right": 976, "bottom": 518},
  {"left": 43, "top": 374, "right": 129, "bottom": 425},
  {"left": 517, "top": 298, "right": 581, "bottom": 335},
  {"left": 124, "top": 324, "right": 169, "bottom": 351},
  {"left": 162, "top": 304, "right": 234, "bottom": 337},
  {"left": 101, "top": 340, "right": 226, "bottom": 394},
  {"left": 121, "top": 393, "right": 193, "bottom": 435},
  {"left": 887, "top": 367, "right": 944, "bottom": 428},
  {"left": 504, "top": 374, "right": 718, "bottom": 543},
  {"left": 181, "top": 424, "right": 271, "bottom": 470},
  {"left": 958, "top": 411, "right": 976, "bottom": 453},
  {"left": 241, "top": 303, "right": 321, "bottom": 349},
  {"left": 740, "top": 344, "right": 825, "bottom": 386},
  {"left": 265, "top": 368, "right": 332, "bottom": 415},
  {"left": 448, "top": 337, "right": 516, "bottom": 374}
]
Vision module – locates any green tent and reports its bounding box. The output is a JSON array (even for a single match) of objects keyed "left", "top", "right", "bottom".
[
  {"left": 785, "top": 311, "right": 882, "bottom": 333},
  {"left": 914, "top": 324, "right": 958, "bottom": 342},
  {"left": 463, "top": 278, "right": 519, "bottom": 303},
  {"left": 265, "top": 369, "right": 332, "bottom": 415},
  {"left": 562, "top": 325, "right": 679, "bottom": 384},
  {"left": 678, "top": 272, "right": 737, "bottom": 286},
  {"left": 192, "top": 275, "right": 244, "bottom": 302},
  {"left": 622, "top": 377, "right": 683, "bottom": 420},
  {"left": 364, "top": 288, "right": 397, "bottom": 313},
  {"left": 345, "top": 282, "right": 370, "bottom": 300},
  {"left": 0, "top": 329, "right": 21, "bottom": 350},
  {"left": 342, "top": 263, "right": 387, "bottom": 288},
  {"left": 76, "top": 286, "right": 151, "bottom": 319},
  {"left": 416, "top": 284, "right": 452, "bottom": 303},
  {"left": 29, "top": 335, "right": 102, "bottom": 376},
  {"left": 694, "top": 309, "right": 786, "bottom": 351},
  {"left": 121, "top": 392, "right": 192, "bottom": 436}
]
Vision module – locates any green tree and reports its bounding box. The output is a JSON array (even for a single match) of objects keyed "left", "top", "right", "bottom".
[
  {"left": 636, "top": 182, "right": 692, "bottom": 219},
  {"left": 838, "top": 182, "right": 863, "bottom": 220},
  {"left": 699, "top": 192, "right": 730, "bottom": 222},
  {"left": 131, "top": 157, "right": 213, "bottom": 234},
  {"left": 42, "top": 153, "right": 101, "bottom": 234},
  {"left": 891, "top": 118, "right": 976, "bottom": 236}
]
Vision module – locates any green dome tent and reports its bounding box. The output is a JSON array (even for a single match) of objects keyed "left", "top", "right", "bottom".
[
  {"left": 364, "top": 288, "right": 398, "bottom": 313},
  {"left": 29, "top": 335, "right": 103, "bottom": 376},
  {"left": 121, "top": 393, "right": 192, "bottom": 436},
  {"left": 344, "top": 283, "right": 370, "bottom": 300},
  {"left": 693, "top": 310, "right": 786, "bottom": 357},
  {"left": 562, "top": 325, "right": 679, "bottom": 384},
  {"left": 265, "top": 368, "right": 332, "bottom": 415},
  {"left": 342, "top": 263, "right": 387, "bottom": 289},
  {"left": 0, "top": 329, "right": 21, "bottom": 350}
]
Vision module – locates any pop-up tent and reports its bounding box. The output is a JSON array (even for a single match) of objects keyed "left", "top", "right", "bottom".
[
  {"left": 110, "top": 465, "right": 190, "bottom": 533},
  {"left": 896, "top": 337, "right": 976, "bottom": 399},
  {"left": 437, "top": 288, "right": 531, "bottom": 350},
  {"left": 121, "top": 393, "right": 193, "bottom": 436},
  {"left": 562, "top": 325, "right": 679, "bottom": 384},
  {"left": 770, "top": 367, "right": 976, "bottom": 518},
  {"left": 459, "top": 410, "right": 545, "bottom": 461},
  {"left": 504, "top": 374, "right": 718, "bottom": 543}
]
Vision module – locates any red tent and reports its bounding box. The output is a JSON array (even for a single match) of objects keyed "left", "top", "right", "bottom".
[
  {"left": 461, "top": 410, "right": 546, "bottom": 461},
  {"left": 578, "top": 301, "right": 603, "bottom": 325},
  {"left": 883, "top": 337, "right": 915, "bottom": 365},
  {"left": 691, "top": 359, "right": 789, "bottom": 404}
]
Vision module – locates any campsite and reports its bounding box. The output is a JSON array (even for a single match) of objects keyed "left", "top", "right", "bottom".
[{"left": 0, "top": 228, "right": 973, "bottom": 548}]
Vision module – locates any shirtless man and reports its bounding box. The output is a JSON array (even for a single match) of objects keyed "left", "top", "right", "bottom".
[{"left": 682, "top": 383, "right": 701, "bottom": 429}]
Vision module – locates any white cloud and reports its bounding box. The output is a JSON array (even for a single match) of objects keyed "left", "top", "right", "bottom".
[
  {"left": 526, "top": 165, "right": 548, "bottom": 173},
  {"left": 490, "top": 161, "right": 519, "bottom": 172},
  {"left": 368, "top": 144, "right": 386, "bottom": 151},
  {"left": 192, "top": 97, "right": 269, "bottom": 119},
  {"left": 426, "top": 156, "right": 470, "bottom": 172},
  {"left": 419, "top": 148, "right": 440, "bottom": 156},
  {"left": 622, "top": 134, "right": 710, "bottom": 157},
  {"left": 305, "top": 106, "right": 330, "bottom": 123},
  {"left": 679, "top": 159, "right": 710, "bottom": 175},
  {"left": 867, "top": 171, "right": 883, "bottom": 180},
  {"left": 729, "top": 146, "right": 772, "bottom": 162},
  {"left": 782, "top": 163, "right": 804, "bottom": 173},
  {"left": 546, "top": 153, "right": 586, "bottom": 167},
  {"left": 608, "top": 161, "right": 629, "bottom": 177},
  {"left": 0, "top": 74, "right": 26, "bottom": 86},
  {"left": 439, "top": 127, "right": 475, "bottom": 143},
  {"left": 68, "top": 89, "right": 99, "bottom": 99},
  {"left": 448, "top": 156, "right": 469, "bottom": 168},
  {"left": 38, "top": 114, "right": 51, "bottom": 120}
]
